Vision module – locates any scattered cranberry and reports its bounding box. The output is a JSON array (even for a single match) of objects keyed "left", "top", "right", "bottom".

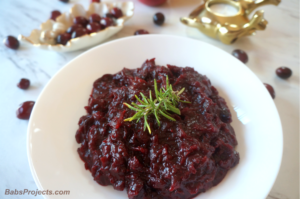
[
  {"left": 91, "top": 0, "right": 100, "bottom": 2},
  {"left": 232, "top": 49, "right": 248, "bottom": 64},
  {"left": 56, "top": 33, "right": 71, "bottom": 45},
  {"left": 100, "top": 17, "right": 114, "bottom": 28},
  {"left": 16, "top": 101, "right": 35, "bottom": 120},
  {"left": 87, "top": 23, "right": 102, "bottom": 33},
  {"left": 4, "top": 36, "right": 20, "bottom": 50},
  {"left": 74, "top": 16, "right": 89, "bottom": 27},
  {"left": 264, "top": 83, "right": 275, "bottom": 99},
  {"left": 105, "top": 13, "right": 115, "bottom": 19},
  {"left": 153, "top": 12, "right": 165, "bottom": 26},
  {"left": 17, "top": 78, "right": 30, "bottom": 90},
  {"left": 110, "top": 7, "right": 123, "bottom": 19},
  {"left": 59, "top": 0, "right": 69, "bottom": 3},
  {"left": 50, "top": 10, "right": 61, "bottom": 21},
  {"left": 276, "top": 67, "right": 292, "bottom": 79},
  {"left": 134, "top": 29, "right": 149, "bottom": 35},
  {"left": 71, "top": 28, "right": 88, "bottom": 38},
  {"left": 89, "top": 13, "right": 101, "bottom": 23},
  {"left": 66, "top": 24, "right": 83, "bottom": 34}
]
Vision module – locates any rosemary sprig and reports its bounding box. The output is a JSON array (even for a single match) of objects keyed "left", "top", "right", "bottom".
[{"left": 123, "top": 76, "right": 190, "bottom": 134}]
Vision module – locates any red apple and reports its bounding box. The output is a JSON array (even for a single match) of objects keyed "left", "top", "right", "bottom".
[{"left": 138, "top": 0, "right": 166, "bottom": 6}]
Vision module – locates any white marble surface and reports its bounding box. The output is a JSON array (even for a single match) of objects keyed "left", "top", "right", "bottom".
[{"left": 0, "top": 0, "right": 298, "bottom": 199}]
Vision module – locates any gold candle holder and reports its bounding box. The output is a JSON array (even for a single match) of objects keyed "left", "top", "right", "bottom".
[{"left": 180, "top": 0, "right": 280, "bottom": 44}]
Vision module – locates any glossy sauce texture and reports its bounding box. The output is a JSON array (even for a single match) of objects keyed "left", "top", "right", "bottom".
[{"left": 75, "top": 59, "right": 239, "bottom": 199}]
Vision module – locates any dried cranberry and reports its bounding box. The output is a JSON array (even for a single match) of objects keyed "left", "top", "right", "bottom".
[
  {"left": 74, "top": 16, "right": 89, "bottom": 27},
  {"left": 263, "top": 83, "right": 275, "bottom": 99},
  {"left": 87, "top": 23, "right": 102, "bottom": 33},
  {"left": 17, "top": 78, "right": 30, "bottom": 90},
  {"left": 110, "top": 7, "right": 123, "bottom": 19},
  {"left": 59, "top": 0, "right": 69, "bottom": 3},
  {"left": 134, "top": 29, "right": 149, "bottom": 35},
  {"left": 71, "top": 28, "right": 88, "bottom": 38},
  {"left": 232, "top": 49, "right": 248, "bottom": 64},
  {"left": 66, "top": 24, "right": 83, "bottom": 34},
  {"left": 276, "top": 67, "right": 292, "bottom": 79},
  {"left": 91, "top": 0, "right": 100, "bottom": 2},
  {"left": 50, "top": 10, "right": 61, "bottom": 21},
  {"left": 89, "top": 13, "right": 101, "bottom": 23},
  {"left": 100, "top": 17, "right": 114, "bottom": 28},
  {"left": 56, "top": 33, "right": 71, "bottom": 45},
  {"left": 16, "top": 101, "right": 35, "bottom": 120},
  {"left": 4, "top": 36, "right": 19, "bottom": 50},
  {"left": 153, "top": 12, "right": 165, "bottom": 26}
]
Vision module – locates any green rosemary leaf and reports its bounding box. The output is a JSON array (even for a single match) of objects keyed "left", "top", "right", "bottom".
[{"left": 123, "top": 75, "right": 190, "bottom": 133}]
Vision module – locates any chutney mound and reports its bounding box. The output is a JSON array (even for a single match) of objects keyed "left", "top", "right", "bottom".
[{"left": 75, "top": 59, "right": 240, "bottom": 199}]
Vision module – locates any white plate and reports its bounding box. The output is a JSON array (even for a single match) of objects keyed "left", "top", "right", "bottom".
[{"left": 27, "top": 35, "right": 283, "bottom": 199}]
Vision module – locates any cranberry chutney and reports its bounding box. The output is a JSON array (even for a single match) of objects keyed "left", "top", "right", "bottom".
[{"left": 75, "top": 59, "right": 239, "bottom": 199}]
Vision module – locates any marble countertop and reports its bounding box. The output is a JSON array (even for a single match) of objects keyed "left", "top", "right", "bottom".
[{"left": 0, "top": 0, "right": 298, "bottom": 198}]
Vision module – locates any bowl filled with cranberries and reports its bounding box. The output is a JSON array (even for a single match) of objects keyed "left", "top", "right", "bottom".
[
  {"left": 27, "top": 35, "right": 283, "bottom": 199},
  {"left": 18, "top": 2, "right": 134, "bottom": 52}
]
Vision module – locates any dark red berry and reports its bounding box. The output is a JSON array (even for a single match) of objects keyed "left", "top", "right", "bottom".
[
  {"left": 100, "top": 17, "right": 114, "bottom": 28},
  {"left": 105, "top": 13, "right": 115, "bottom": 19},
  {"left": 111, "top": 7, "right": 123, "bottom": 19},
  {"left": 89, "top": 13, "right": 101, "bottom": 23},
  {"left": 50, "top": 10, "right": 61, "bottom": 21},
  {"left": 91, "top": 0, "right": 100, "bottom": 2},
  {"left": 87, "top": 23, "right": 102, "bottom": 33},
  {"left": 59, "top": 0, "right": 69, "bottom": 3},
  {"left": 232, "top": 49, "right": 248, "bottom": 64},
  {"left": 134, "top": 29, "right": 149, "bottom": 35},
  {"left": 66, "top": 24, "right": 83, "bottom": 34},
  {"left": 153, "top": 12, "right": 165, "bottom": 26},
  {"left": 74, "top": 16, "right": 89, "bottom": 27},
  {"left": 4, "top": 36, "right": 20, "bottom": 50},
  {"left": 276, "top": 67, "right": 292, "bottom": 79},
  {"left": 219, "top": 109, "right": 231, "bottom": 123},
  {"left": 71, "top": 28, "right": 88, "bottom": 38},
  {"left": 17, "top": 78, "right": 30, "bottom": 90},
  {"left": 16, "top": 101, "right": 35, "bottom": 120},
  {"left": 264, "top": 83, "right": 275, "bottom": 99},
  {"left": 56, "top": 33, "right": 71, "bottom": 45}
]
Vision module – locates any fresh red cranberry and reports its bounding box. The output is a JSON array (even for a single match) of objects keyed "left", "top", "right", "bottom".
[
  {"left": 91, "top": 0, "right": 100, "bottom": 2},
  {"left": 4, "top": 36, "right": 20, "bottom": 50},
  {"left": 66, "top": 24, "right": 83, "bottom": 34},
  {"left": 16, "top": 101, "right": 35, "bottom": 120},
  {"left": 59, "top": 0, "right": 69, "bottom": 3},
  {"left": 100, "top": 17, "right": 114, "bottom": 28},
  {"left": 264, "top": 83, "right": 275, "bottom": 99},
  {"left": 134, "top": 29, "right": 149, "bottom": 35},
  {"left": 87, "top": 23, "right": 102, "bottom": 34},
  {"left": 74, "top": 16, "right": 89, "bottom": 27},
  {"left": 71, "top": 28, "right": 88, "bottom": 38},
  {"left": 232, "top": 49, "right": 248, "bottom": 64},
  {"left": 110, "top": 7, "right": 123, "bottom": 19},
  {"left": 276, "top": 67, "right": 292, "bottom": 79},
  {"left": 56, "top": 33, "right": 71, "bottom": 45},
  {"left": 17, "top": 78, "right": 30, "bottom": 90},
  {"left": 50, "top": 10, "right": 61, "bottom": 21},
  {"left": 89, "top": 13, "right": 101, "bottom": 23},
  {"left": 153, "top": 12, "right": 165, "bottom": 25}
]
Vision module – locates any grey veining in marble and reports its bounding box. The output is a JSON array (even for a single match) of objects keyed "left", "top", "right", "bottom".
[{"left": 0, "top": 0, "right": 298, "bottom": 199}]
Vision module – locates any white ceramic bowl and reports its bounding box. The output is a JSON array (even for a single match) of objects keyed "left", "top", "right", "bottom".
[
  {"left": 19, "top": 2, "right": 134, "bottom": 52},
  {"left": 27, "top": 35, "right": 282, "bottom": 199}
]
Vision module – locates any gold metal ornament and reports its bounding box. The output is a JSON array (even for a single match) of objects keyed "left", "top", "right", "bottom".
[{"left": 180, "top": 0, "right": 280, "bottom": 44}]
